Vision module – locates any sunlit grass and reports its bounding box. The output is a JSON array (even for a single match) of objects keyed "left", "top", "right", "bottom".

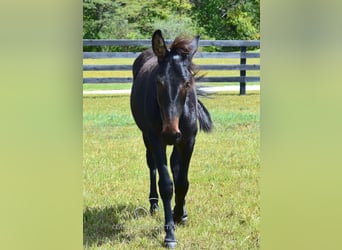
[{"left": 83, "top": 92, "right": 260, "bottom": 249}]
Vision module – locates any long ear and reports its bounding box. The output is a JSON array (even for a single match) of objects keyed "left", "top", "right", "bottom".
[
  {"left": 152, "top": 30, "right": 168, "bottom": 63},
  {"left": 188, "top": 35, "right": 200, "bottom": 60}
]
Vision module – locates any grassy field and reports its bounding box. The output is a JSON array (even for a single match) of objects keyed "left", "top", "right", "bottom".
[
  {"left": 83, "top": 55, "right": 260, "bottom": 91},
  {"left": 83, "top": 92, "right": 260, "bottom": 249}
]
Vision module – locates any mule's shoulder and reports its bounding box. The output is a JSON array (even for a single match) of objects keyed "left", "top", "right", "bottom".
[
  {"left": 133, "top": 49, "right": 157, "bottom": 79},
  {"left": 133, "top": 48, "right": 157, "bottom": 79}
]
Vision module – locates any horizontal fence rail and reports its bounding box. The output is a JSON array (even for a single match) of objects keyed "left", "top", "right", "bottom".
[
  {"left": 83, "top": 76, "right": 260, "bottom": 84},
  {"left": 83, "top": 39, "right": 260, "bottom": 95},
  {"left": 83, "top": 64, "right": 260, "bottom": 71},
  {"left": 83, "top": 39, "right": 260, "bottom": 47},
  {"left": 83, "top": 52, "right": 260, "bottom": 59}
]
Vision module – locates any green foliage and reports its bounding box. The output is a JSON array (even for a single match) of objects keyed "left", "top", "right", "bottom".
[
  {"left": 192, "top": 0, "right": 260, "bottom": 40},
  {"left": 83, "top": 0, "right": 123, "bottom": 39},
  {"left": 83, "top": 0, "right": 260, "bottom": 44},
  {"left": 152, "top": 17, "right": 199, "bottom": 39},
  {"left": 225, "top": 5, "right": 259, "bottom": 40}
]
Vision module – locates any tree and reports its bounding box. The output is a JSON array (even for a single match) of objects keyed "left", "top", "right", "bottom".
[
  {"left": 191, "top": 0, "right": 260, "bottom": 40},
  {"left": 120, "top": 0, "right": 195, "bottom": 38},
  {"left": 83, "top": 0, "right": 260, "bottom": 42},
  {"left": 83, "top": 0, "right": 123, "bottom": 39}
]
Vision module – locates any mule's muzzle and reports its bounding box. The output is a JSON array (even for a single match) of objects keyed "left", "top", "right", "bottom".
[
  {"left": 162, "top": 117, "right": 181, "bottom": 145},
  {"left": 162, "top": 131, "right": 181, "bottom": 145}
]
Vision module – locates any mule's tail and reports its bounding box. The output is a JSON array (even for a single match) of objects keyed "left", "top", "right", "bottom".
[{"left": 197, "top": 100, "right": 213, "bottom": 132}]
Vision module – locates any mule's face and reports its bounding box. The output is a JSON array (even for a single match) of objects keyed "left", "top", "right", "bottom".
[
  {"left": 152, "top": 31, "right": 199, "bottom": 145},
  {"left": 156, "top": 54, "right": 193, "bottom": 144}
]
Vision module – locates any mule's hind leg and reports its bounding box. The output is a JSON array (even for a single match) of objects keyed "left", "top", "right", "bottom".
[
  {"left": 144, "top": 136, "right": 159, "bottom": 214},
  {"left": 171, "top": 137, "right": 195, "bottom": 224}
]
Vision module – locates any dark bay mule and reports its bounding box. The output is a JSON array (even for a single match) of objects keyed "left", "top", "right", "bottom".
[{"left": 130, "top": 30, "right": 212, "bottom": 248}]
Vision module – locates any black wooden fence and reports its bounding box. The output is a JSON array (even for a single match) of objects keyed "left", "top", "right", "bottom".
[{"left": 83, "top": 39, "right": 260, "bottom": 95}]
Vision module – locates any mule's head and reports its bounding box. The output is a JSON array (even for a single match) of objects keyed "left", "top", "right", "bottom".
[{"left": 152, "top": 30, "right": 199, "bottom": 145}]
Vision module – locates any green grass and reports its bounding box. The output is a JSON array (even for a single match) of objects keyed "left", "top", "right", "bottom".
[
  {"left": 83, "top": 55, "right": 260, "bottom": 91},
  {"left": 83, "top": 83, "right": 133, "bottom": 91},
  {"left": 83, "top": 92, "right": 260, "bottom": 249}
]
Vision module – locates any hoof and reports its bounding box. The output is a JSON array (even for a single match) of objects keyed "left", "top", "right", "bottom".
[
  {"left": 150, "top": 203, "right": 159, "bottom": 215},
  {"left": 173, "top": 210, "right": 188, "bottom": 224},
  {"left": 164, "top": 240, "right": 177, "bottom": 249}
]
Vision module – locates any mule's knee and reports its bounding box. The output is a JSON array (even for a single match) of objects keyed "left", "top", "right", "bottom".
[{"left": 158, "top": 179, "right": 173, "bottom": 200}]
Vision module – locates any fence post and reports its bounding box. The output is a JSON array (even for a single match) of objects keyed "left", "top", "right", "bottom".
[{"left": 240, "top": 46, "right": 246, "bottom": 95}]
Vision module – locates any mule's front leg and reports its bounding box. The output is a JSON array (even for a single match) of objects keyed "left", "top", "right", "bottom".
[
  {"left": 158, "top": 163, "right": 177, "bottom": 248},
  {"left": 171, "top": 137, "right": 195, "bottom": 224}
]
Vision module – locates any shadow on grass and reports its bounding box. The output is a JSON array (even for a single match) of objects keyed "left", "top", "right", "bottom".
[{"left": 83, "top": 203, "right": 154, "bottom": 247}]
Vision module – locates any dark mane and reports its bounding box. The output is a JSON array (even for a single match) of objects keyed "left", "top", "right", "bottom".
[
  {"left": 170, "top": 36, "right": 199, "bottom": 77},
  {"left": 170, "top": 36, "right": 193, "bottom": 55}
]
